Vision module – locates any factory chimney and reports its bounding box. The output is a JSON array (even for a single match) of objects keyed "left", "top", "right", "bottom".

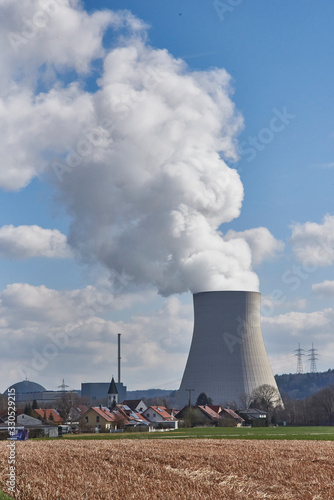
[
  {"left": 118, "top": 333, "right": 121, "bottom": 384},
  {"left": 176, "top": 291, "right": 281, "bottom": 407}
]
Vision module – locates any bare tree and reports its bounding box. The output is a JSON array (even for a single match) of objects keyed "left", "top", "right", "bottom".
[
  {"left": 238, "top": 393, "right": 253, "bottom": 409},
  {"left": 56, "top": 393, "right": 79, "bottom": 423},
  {"left": 311, "top": 386, "right": 334, "bottom": 425},
  {"left": 250, "top": 384, "right": 282, "bottom": 413}
]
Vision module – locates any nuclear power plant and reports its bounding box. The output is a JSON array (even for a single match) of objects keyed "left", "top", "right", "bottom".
[{"left": 176, "top": 291, "right": 281, "bottom": 406}]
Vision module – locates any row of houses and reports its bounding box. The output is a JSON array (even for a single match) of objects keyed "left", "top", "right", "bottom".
[
  {"left": 0, "top": 408, "right": 65, "bottom": 438},
  {"left": 80, "top": 401, "right": 178, "bottom": 432},
  {"left": 78, "top": 401, "right": 267, "bottom": 432},
  {"left": 1, "top": 397, "right": 268, "bottom": 438}
]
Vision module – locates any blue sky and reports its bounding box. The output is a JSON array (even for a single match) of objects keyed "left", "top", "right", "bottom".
[{"left": 0, "top": 0, "right": 333, "bottom": 392}]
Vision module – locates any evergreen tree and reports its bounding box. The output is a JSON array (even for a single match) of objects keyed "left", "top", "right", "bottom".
[
  {"left": 24, "top": 403, "right": 32, "bottom": 416},
  {"left": 32, "top": 399, "right": 39, "bottom": 410},
  {"left": 196, "top": 392, "right": 213, "bottom": 406}
]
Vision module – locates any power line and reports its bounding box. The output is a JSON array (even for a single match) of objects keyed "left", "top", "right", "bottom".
[
  {"left": 308, "top": 343, "right": 318, "bottom": 373},
  {"left": 294, "top": 343, "right": 305, "bottom": 374},
  {"left": 58, "top": 378, "right": 69, "bottom": 392}
]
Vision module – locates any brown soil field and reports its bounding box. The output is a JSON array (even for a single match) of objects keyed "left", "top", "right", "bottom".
[{"left": 1, "top": 439, "right": 334, "bottom": 499}]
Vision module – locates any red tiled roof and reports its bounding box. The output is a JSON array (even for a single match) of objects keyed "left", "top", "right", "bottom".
[
  {"left": 208, "top": 405, "right": 221, "bottom": 414},
  {"left": 132, "top": 411, "right": 149, "bottom": 422},
  {"left": 91, "top": 407, "right": 117, "bottom": 422},
  {"left": 220, "top": 408, "right": 245, "bottom": 421},
  {"left": 33, "top": 409, "right": 63, "bottom": 424},
  {"left": 146, "top": 406, "right": 174, "bottom": 421},
  {"left": 198, "top": 405, "right": 221, "bottom": 420},
  {"left": 116, "top": 405, "right": 148, "bottom": 424}
]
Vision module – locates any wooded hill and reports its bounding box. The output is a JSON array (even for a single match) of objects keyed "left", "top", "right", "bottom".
[{"left": 275, "top": 369, "right": 334, "bottom": 399}]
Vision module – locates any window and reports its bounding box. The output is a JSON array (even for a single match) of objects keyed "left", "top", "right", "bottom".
[
  {"left": 85, "top": 416, "right": 88, "bottom": 423},
  {"left": 96, "top": 416, "right": 100, "bottom": 423}
]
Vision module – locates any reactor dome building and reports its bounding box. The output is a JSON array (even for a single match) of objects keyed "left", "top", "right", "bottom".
[{"left": 176, "top": 290, "right": 281, "bottom": 407}]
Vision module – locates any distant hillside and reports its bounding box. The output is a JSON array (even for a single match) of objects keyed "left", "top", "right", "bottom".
[
  {"left": 127, "top": 371, "right": 334, "bottom": 402},
  {"left": 126, "top": 388, "right": 174, "bottom": 400},
  {"left": 275, "top": 369, "right": 334, "bottom": 399}
]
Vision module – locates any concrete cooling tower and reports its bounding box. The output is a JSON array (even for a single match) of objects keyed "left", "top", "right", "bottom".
[{"left": 176, "top": 291, "right": 281, "bottom": 407}]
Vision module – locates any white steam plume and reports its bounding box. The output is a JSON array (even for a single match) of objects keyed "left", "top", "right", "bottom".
[
  {"left": 0, "top": 2, "right": 266, "bottom": 295},
  {"left": 55, "top": 40, "right": 259, "bottom": 294}
]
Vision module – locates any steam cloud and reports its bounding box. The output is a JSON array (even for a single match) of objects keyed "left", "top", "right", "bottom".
[
  {"left": 0, "top": 1, "right": 283, "bottom": 295},
  {"left": 57, "top": 39, "right": 259, "bottom": 295}
]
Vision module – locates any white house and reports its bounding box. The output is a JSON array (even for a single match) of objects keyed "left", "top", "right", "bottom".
[{"left": 142, "top": 406, "right": 178, "bottom": 429}]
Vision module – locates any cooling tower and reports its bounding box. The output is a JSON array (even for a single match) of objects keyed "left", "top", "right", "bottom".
[{"left": 176, "top": 291, "right": 281, "bottom": 407}]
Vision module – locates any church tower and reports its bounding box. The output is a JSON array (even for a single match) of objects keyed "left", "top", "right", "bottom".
[{"left": 107, "top": 376, "right": 118, "bottom": 408}]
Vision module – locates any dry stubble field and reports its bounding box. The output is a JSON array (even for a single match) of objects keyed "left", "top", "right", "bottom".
[{"left": 1, "top": 439, "right": 334, "bottom": 499}]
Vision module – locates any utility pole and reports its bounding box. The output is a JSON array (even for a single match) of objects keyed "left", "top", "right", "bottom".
[
  {"left": 294, "top": 343, "right": 304, "bottom": 374},
  {"left": 186, "top": 389, "right": 194, "bottom": 407},
  {"left": 308, "top": 343, "right": 318, "bottom": 373}
]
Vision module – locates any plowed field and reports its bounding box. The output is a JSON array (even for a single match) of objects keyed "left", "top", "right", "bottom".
[{"left": 1, "top": 439, "right": 334, "bottom": 499}]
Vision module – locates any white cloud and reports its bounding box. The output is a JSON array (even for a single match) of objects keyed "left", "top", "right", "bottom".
[
  {"left": 290, "top": 214, "right": 334, "bottom": 266},
  {"left": 225, "top": 227, "right": 284, "bottom": 267},
  {"left": 262, "top": 309, "right": 332, "bottom": 333},
  {"left": 261, "top": 308, "right": 334, "bottom": 373},
  {"left": 0, "top": 283, "right": 192, "bottom": 391},
  {"left": 0, "top": 225, "right": 71, "bottom": 259},
  {"left": 261, "top": 294, "right": 307, "bottom": 317},
  {"left": 1, "top": 0, "right": 146, "bottom": 80},
  {"left": 312, "top": 280, "right": 334, "bottom": 297},
  {"left": 0, "top": 282, "right": 148, "bottom": 328},
  {"left": 0, "top": 1, "right": 146, "bottom": 190}
]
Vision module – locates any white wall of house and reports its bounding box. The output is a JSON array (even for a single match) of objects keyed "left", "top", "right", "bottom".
[
  {"left": 142, "top": 409, "right": 165, "bottom": 423},
  {"left": 17, "top": 414, "right": 42, "bottom": 426},
  {"left": 142, "top": 409, "right": 178, "bottom": 429}
]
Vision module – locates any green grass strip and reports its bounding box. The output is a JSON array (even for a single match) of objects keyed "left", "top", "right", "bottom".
[{"left": 53, "top": 426, "right": 334, "bottom": 442}]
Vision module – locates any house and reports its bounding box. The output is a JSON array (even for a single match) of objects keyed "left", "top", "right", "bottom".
[
  {"left": 219, "top": 408, "right": 245, "bottom": 426},
  {"left": 80, "top": 406, "right": 120, "bottom": 432},
  {"left": 142, "top": 406, "right": 178, "bottom": 429},
  {"left": 176, "top": 405, "right": 221, "bottom": 426},
  {"left": 122, "top": 399, "right": 147, "bottom": 413},
  {"left": 18, "top": 414, "right": 59, "bottom": 437},
  {"left": 208, "top": 405, "right": 222, "bottom": 415},
  {"left": 17, "top": 414, "right": 42, "bottom": 426},
  {"left": 115, "top": 405, "right": 149, "bottom": 427},
  {"left": 69, "top": 405, "right": 89, "bottom": 422},
  {"left": 237, "top": 408, "right": 268, "bottom": 426},
  {"left": 0, "top": 409, "right": 25, "bottom": 425},
  {"left": 33, "top": 409, "right": 63, "bottom": 425},
  {"left": 197, "top": 405, "right": 221, "bottom": 421},
  {"left": 0, "top": 411, "right": 59, "bottom": 438},
  {"left": 79, "top": 404, "right": 149, "bottom": 432}
]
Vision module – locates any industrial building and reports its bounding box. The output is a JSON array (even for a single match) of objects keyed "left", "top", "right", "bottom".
[
  {"left": 176, "top": 290, "right": 282, "bottom": 407},
  {"left": 81, "top": 334, "right": 127, "bottom": 403},
  {"left": 3, "top": 380, "right": 79, "bottom": 407}
]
